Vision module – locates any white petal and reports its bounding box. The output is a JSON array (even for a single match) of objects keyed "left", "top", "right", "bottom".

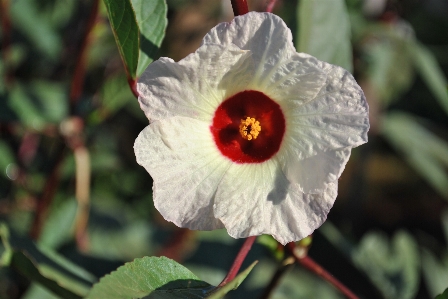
[
  {"left": 277, "top": 148, "right": 351, "bottom": 194},
  {"left": 255, "top": 52, "right": 328, "bottom": 105},
  {"left": 137, "top": 43, "right": 254, "bottom": 122},
  {"left": 213, "top": 161, "right": 338, "bottom": 245},
  {"left": 202, "top": 12, "right": 296, "bottom": 85},
  {"left": 282, "top": 62, "right": 369, "bottom": 157},
  {"left": 134, "top": 116, "right": 231, "bottom": 230}
]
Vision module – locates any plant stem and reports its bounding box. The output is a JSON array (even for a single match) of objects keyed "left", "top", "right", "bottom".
[
  {"left": 128, "top": 77, "right": 139, "bottom": 98},
  {"left": 230, "top": 0, "right": 249, "bottom": 16},
  {"left": 287, "top": 243, "right": 359, "bottom": 299},
  {"left": 265, "top": 0, "right": 278, "bottom": 13},
  {"left": 218, "top": 236, "right": 256, "bottom": 287}
]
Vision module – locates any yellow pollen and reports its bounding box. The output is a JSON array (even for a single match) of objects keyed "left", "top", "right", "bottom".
[{"left": 239, "top": 117, "right": 261, "bottom": 141}]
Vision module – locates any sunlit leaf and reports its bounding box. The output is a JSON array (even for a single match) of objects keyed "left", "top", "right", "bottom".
[
  {"left": 130, "top": 0, "right": 167, "bottom": 76},
  {"left": 296, "top": 0, "right": 353, "bottom": 72},
  {"left": 103, "top": 0, "right": 140, "bottom": 79},
  {"left": 411, "top": 42, "right": 448, "bottom": 115},
  {"left": 381, "top": 112, "right": 448, "bottom": 199},
  {"left": 86, "top": 256, "right": 213, "bottom": 299}
]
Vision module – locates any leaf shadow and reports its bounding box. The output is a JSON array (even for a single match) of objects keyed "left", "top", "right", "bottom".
[{"left": 144, "top": 279, "right": 214, "bottom": 299}]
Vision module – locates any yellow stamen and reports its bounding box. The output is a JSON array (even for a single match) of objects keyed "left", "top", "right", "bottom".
[{"left": 239, "top": 117, "right": 261, "bottom": 141}]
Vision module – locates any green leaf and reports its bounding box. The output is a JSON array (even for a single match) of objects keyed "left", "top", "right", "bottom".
[
  {"left": 411, "top": 42, "right": 448, "bottom": 115},
  {"left": 88, "top": 221, "right": 154, "bottom": 260},
  {"left": 100, "top": 74, "right": 136, "bottom": 113},
  {"left": 103, "top": 0, "right": 140, "bottom": 79},
  {"left": 38, "top": 199, "right": 78, "bottom": 250},
  {"left": 296, "top": 0, "right": 353, "bottom": 72},
  {"left": 10, "top": 0, "right": 62, "bottom": 59},
  {"left": 436, "top": 288, "right": 448, "bottom": 299},
  {"left": 353, "top": 230, "right": 420, "bottom": 299},
  {"left": 21, "top": 283, "right": 61, "bottom": 299},
  {"left": 0, "top": 140, "right": 16, "bottom": 179},
  {"left": 6, "top": 81, "right": 68, "bottom": 129},
  {"left": 365, "top": 33, "right": 414, "bottom": 106},
  {"left": 422, "top": 249, "right": 448, "bottom": 298},
  {"left": 206, "top": 261, "right": 257, "bottom": 299},
  {"left": 381, "top": 112, "right": 448, "bottom": 199},
  {"left": 0, "top": 223, "right": 96, "bottom": 299},
  {"left": 130, "top": 0, "right": 167, "bottom": 76},
  {"left": 86, "top": 256, "right": 213, "bottom": 299}
]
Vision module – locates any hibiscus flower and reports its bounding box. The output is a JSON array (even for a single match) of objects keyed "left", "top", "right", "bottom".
[{"left": 134, "top": 12, "right": 369, "bottom": 245}]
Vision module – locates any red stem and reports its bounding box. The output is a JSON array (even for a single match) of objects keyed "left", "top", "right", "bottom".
[
  {"left": 287, "top": 243, "right": 359, "bottom": 299},
  {"left": 128, "top": 77, "right": 139, "bottom": 98},
  {"left": 265, "top": 0, "right": 278, "bottom": 13},
  {"left": 230, "top": 0, "right": 249, "bottom": 16},
  {"left": 69, "top": 0, "right": 99, "bottom": 109},
  {"left": 218, "top": 236, "right": 256, "bottom": 287}
]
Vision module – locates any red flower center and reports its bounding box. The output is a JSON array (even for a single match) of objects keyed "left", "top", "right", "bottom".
[{"left": 210, "top": 90, "right": 286, "bottom": 163}]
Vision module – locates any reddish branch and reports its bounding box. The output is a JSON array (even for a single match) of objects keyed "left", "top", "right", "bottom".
[
  {"left": 286, "top": 243, "right": 359, "bottom": 299},
  {"left": 69, "top": 0, "right": 99, "bottom": 109},
  {"left": 218, "top": 236, "right": 256, "bottom": 287},
  {"left": 230, "top": 0, "right": 249, "bottom": 16}
]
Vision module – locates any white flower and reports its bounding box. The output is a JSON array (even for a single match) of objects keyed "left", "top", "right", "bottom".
[{"left": 134, "top": 12, "right": 369, "bottom": 245}]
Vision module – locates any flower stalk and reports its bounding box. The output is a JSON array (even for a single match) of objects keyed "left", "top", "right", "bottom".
[
  {"left": 230, "top": 0, "right": 249, "bottom": 16},
  {"left": 218, "top": 236, "right": 257, "bottom": 287}
]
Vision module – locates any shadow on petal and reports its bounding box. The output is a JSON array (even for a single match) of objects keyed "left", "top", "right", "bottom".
[{"left": 267, "top": 167, "right": 290, "bottom": 205}]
